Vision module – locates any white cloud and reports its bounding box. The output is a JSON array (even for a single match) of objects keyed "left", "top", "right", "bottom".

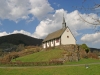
[
  {"left": 81, "top": 32, "right": 100, "bottom": 48},
  {"left": 81, "top": 32, "right": 100, "bottom": 44},
  {"left": 29, "top": 0, "right": 54, "bottom": 20},
  {"left": 33, "top": 9, "right": 65, "bottom": 38},
  {"left": 12, "top": 30, "right": 32, "bottom": 36},
  {"left": 33, "top": 9, "right": 100, "bottom": 38},
  {"left": 0, "top": 31, "right": 8, "bottom": 36},
  {"left": 0, "top": 30, "right": 35, "bottom": 38},
  {"left": 0, "top": 0, "right": 30, "bottom": 22},
  {"left": 0, "top": 0, "right": 53, "bottom": 22}
]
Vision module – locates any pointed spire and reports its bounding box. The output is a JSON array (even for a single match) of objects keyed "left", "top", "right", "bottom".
[
  {"left": 62, "top": 14, "right": 66, "bottom": 29},
  {"left": 63, "top": 14, "right": 66, "bottom": 24}
]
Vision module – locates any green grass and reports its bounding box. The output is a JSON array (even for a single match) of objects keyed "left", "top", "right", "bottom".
[
  {"left": 0, "top": 64, "right": 100, "bottom": 75},
  {"left": 12, "top": 49, "right": 64, "bottom": 62},
  {"left": 65, "top": 58, "right": 100, "bottom": 65},
  {"left": 1, "top": 48, "right": 100, "bottom": 75}
]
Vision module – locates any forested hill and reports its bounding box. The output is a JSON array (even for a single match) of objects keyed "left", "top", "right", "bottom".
[
  {"left": 90, "top": 48, "right": 100, "bottom": 52},
  {"left": 0, "top": 33, "right": 43, "bottom": 46}
]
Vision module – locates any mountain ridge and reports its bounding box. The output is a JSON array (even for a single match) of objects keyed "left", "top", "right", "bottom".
[{"left": 0, "top": 33, "right": 43, "bottom": 46}]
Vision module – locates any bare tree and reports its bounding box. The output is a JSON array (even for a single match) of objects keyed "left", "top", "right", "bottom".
[{"left": 76, "top": 0, "right": 100, "bottom": 31}]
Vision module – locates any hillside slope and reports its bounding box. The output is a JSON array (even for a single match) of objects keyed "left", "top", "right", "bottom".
[
  {"left": 12, "top": 49, "right": 64, "bottom": 62},
  {"left": 0, "top": 33, "right": 43, "bottom": 46}
]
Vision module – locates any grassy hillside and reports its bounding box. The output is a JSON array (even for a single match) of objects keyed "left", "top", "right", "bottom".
[{"left": 13, "top": 49, "right": 64, "bottom": 62}]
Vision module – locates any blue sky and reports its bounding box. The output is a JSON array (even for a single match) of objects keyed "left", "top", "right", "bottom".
[{"left": 0, "top": 0, "right": 100, "bottom": 48}]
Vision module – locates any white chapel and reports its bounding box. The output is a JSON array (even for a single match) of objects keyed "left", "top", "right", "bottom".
[{"left": 42, "top": 16, "right": 76, "bottom": 48}]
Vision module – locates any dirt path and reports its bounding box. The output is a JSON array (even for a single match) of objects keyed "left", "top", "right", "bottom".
[{"left": 0, "top": 62, "right": 100, "bottom": 69}]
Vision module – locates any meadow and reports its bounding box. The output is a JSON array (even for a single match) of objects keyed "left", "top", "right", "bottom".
[
  {"left": 1, "top": 48, "right": 100, "bottom": 75},
  {"left": 0, "top": 64, "right": 100, "bottom": 75}
]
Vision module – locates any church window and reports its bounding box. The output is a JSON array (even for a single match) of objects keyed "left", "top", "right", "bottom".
[
  {"left": 56, "top": 38, "right": 59, "bottom": 43},
  {"left": 67, "top": 36, "right": 69, "bottom": 38}
]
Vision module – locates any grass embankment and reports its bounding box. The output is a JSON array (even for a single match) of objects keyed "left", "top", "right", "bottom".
[
  {"left": 12, "top": 49, "right": 64, "bottom": 62},
  {"left": 0, "top": 64, "right": 100, "bottom": 75}
]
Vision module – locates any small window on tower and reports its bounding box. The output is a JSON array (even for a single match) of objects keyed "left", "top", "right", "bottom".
[{"left": 67, "top": 36, "right": 69, "bottom": 38}]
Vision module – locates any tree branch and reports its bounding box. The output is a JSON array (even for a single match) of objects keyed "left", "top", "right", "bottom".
[{"left": 78, "top": 12, "right": 100, "bottom": 25}]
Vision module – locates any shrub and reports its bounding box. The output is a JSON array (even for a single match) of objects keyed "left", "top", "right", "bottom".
[
  {"left": 88, "top": 53, "right": 98, "bottom": 59},
  {"left": 80, "top": 44, "right": 90, "bottom": 54}
]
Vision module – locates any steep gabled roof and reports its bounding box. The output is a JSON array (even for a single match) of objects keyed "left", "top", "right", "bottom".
[{"left": 43, "top": 28, "right": 66, "bottom": 42}]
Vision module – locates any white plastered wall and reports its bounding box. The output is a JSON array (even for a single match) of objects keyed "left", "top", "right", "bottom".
[
  {"left": 55, "top": 38, "right": 60, "bottom": 46},
  {"left": 47, "top": 41, "right": 50, "bottom": 47},
  {"left": 61, "top": 28, "right": 76, "bottom": 45},
  {"left": 51, "top": 40, "right": 54, "bottom": 47},
  {"left": 43, "top": 43, "right": 46, "bottom": 48}
]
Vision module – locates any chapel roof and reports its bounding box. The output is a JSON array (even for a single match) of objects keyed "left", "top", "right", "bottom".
[{"left": 43, "top": 28, "right": 67, "bottom": 42}]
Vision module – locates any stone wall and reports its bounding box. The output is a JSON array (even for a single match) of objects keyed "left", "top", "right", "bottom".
[{"left": 56, "top": 44, "right": 82, "bottom": 62}]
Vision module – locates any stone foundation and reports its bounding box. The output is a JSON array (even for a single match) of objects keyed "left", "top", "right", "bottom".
[{"left": 56, "top": 44, "right": 80, "bottom": 62}]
